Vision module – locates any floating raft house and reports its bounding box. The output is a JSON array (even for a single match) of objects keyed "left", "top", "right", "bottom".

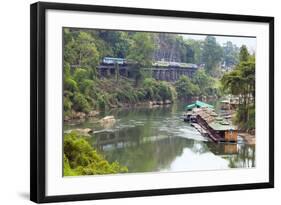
[{"left": 184, "top": 102, "right": 237, "bottom": 143}]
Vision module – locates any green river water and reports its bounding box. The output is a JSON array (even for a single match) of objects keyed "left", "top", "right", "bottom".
[{"left": 64, "top": 101, "right": 255, "bottom": 173}]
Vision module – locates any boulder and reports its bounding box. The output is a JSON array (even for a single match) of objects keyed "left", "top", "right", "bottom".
[
  {"left": 156, "top": 101, "right": 163, "bottom": 105},
  {"left": 73, "top": 112, "right": 86, "bottom": 119},
  {"left": 99, "top": 116, "right": 116, "bottom": 128},
  {"left": 66, "top": 128, "right": 93, "bottom": 136},
  {"left": 78, "top": 128, "right": 92, "bottom": 133},
  {"left": 164, "top": 100, "right": 172, "bottom": 104},
  {"left": 87, "top": 110, "right": 100, "bottom": 117},
  {"left": 64, "top": 115, "right": 71, "bottom": 121}
]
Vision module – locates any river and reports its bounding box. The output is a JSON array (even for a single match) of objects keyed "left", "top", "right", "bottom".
[{"left": 64, "top": 101, "right": 255, "bottom": 173}]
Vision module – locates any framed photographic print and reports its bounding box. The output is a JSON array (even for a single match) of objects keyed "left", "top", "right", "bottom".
[{"left": 30, "top": 1, "right": 274, "bottom": 203}]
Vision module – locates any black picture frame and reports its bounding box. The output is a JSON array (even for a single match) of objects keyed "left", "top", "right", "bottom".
[{"left": 30, "top": 1, "right": 274, "bottom": 203}]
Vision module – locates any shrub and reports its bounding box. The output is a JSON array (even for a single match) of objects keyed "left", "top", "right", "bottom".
[
  {"left": 136, "top": 89, "right": 146, "bottom": 101},
  {"left": 158, "top": 82, "right": 172, "bottom": 101},
  {"left": 143, "top": 78, "right": 174, "bottom": 101},
  {"left": 79, "top": 79, "right": 94, "bottom": 95},
  {"left": 72, "top": 92, "right": 91, "bottom": 113},
  {"left": 64, "top": 76, "right": 78, "bottom": 92},
  {"left": 63, "top": 96, "right": 72, "bottom": 111},
  {"left": 64, "top": 132, "right": 128, "bottom": 176},
  {"left": 73, "top": 68, "right": 89, "bottom": 83},
  {"left": 175, "top": 76, "right": 200, "bottom": 98},
  {"left": 96, "top": 93, "right": 110, "bottom": 110}
]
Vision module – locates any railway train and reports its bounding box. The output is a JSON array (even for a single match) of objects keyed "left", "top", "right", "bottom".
[
  {"left": 152, "top": 61, "right": 198, "bottom": 69},
  {"left": 102, "top": 57, "right": 198, "bottom": 69},
  {"left": 102, "top": 57, "right": 127, "bottom": 65}
]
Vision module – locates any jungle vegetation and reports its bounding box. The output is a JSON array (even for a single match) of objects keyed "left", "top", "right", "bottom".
[
  {"left": 63, "top": 28, "right": 255, "bottom": 176},
  {"left": 221, "top": 45, "right": 255, "bottom": 131},
  {"left": 64, "top": 132, "right": 128, "bottom": 176},
  {"left": 63, "top": 28, "right": 242, "bottom": 117}
]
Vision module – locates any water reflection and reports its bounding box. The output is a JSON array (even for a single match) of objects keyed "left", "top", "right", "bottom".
[{"left": 64, "top": 102, "right": 255, "bottom": 173}]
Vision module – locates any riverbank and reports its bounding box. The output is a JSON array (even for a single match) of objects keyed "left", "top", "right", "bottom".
[
  {"left": 64, "top": 95, "right": 219, "bottom": 122},
  {"left": 64, "top": 76, "right": 179, "bottom": 122},
  {"left": 239, "top": 132, "right": 256, "bottom": 145},
  {"left": 64, "top": 101, "right": 256, "bottom": 173},
  {"left": 64, "top": 99, "right": 173, "bottom": 122}
]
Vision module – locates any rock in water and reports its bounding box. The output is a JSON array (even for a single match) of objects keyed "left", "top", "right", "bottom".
[
  {"left": 65, "top": 128, "right": 93, "bottom": 136},
  {"left": 164, "top": 100, "right": 172, "bottom": 104},
  {"left": 77, "top": 128, "right": 92, "bottom": 133},
  {"left": 74, "top": 112, "right": 86, "bottom": 119},
  {"left": 87, "top": 110, "right": 100, "bottom": 117},
  {"left": 99, "top": 116, "right": 116, "bottom": 128}
]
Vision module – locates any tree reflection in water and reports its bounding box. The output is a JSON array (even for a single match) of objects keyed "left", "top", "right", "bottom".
[{"left": 65, "top": 102, "right": 255, "bottom": 173}]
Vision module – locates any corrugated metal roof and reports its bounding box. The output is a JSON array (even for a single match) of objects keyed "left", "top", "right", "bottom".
[
  {"left": 209, "top": 121, "right": 236, "bottom": 131},
  {"left": 186, "top": 101, "right": 214, "bottom": 110},
  {"left": 189, "top": 106, "right": 237, "bottom": 131}
]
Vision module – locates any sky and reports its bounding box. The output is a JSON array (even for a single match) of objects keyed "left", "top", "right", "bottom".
[{"left": 182, "top": 34, "right": 256, "bottom": 53}]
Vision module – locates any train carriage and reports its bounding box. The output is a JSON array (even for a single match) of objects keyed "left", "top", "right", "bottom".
[{"left": 102, "top": 57, "right": 127, "bottom": 65}]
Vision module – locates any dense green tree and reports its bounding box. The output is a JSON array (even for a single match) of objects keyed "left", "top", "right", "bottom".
[
  {"left": 221, "top": 69, "right": 243, "bottom": 96},
  {"left": 222, "top": 41, "right": 239, "bottom": 67},
  {"left": 72, "top": 92, "right": 91, "bottom": 113},
  {"left": 75, "top": 32, "right": 100, "bottom": 69},
  {"left": 185, "top": 39, "right": 203, "bottom": 64},
  {"left": 142, "top": 78, "right": 174, "bottom": 101},
  {"left": 127, "top": 32, "right": 155, "bottom": 66},
  {"left": 153, "top": 34, "right": 195, "bottom": 63},
  {"left": 63, "top": 29, "right": 100, "bottom": 77},
  {"left": 64, "top": 64, "right": 78, "bottom": 93},
  {"left": 175, "top": 76, "right": 200, "bottom": 98},
  {"left": 192, "top": 69, "right": 212, "bottom": 95},
  {"left": 221, "top": 46, "right": 255, "bottom": 130},
  {"left": 113, "top": 32, "right": 131, "bottom": 58},
  {"left": 64, "top": 132, "right": 128, "bottom": 176},
  {"left": 127, "top": 32, "right": 155, "bottom": 85},
  {"left": 63, "top": 28, "right": 78, "bottom": 67},
  {"left": 239, "top": 45, "right": 250, "bottom": 62},
  {"left": 201, "top": 36, "right": 223, "bottom": 77},
  {"left": 73, "top": 68, "right": 89, "bottom": 82},
  {"left": 63, "top": 28, "right": 241, "bottom": 119},
  {"left": 97, "top": 31, "right": 131, "bottom": 58}
]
